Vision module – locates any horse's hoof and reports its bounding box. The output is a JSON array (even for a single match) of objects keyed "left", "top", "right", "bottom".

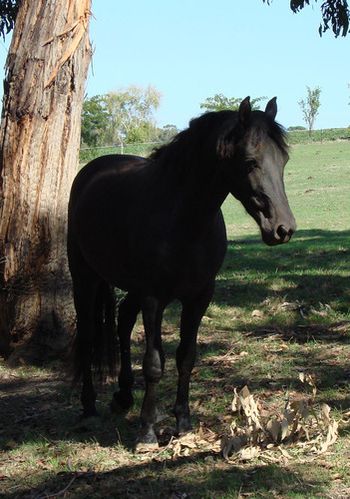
[
  {"left": 135, "top": 424, "right": 159, "bottom": 452},
  {"left": 74, "top": 413, "right": 101, "bottom": 432},
  {"left": 81, "top": 408, "right": 99, "bottom": 419},
  {"left": 176, "top": 417, "right": 192, "bottom": 436},
  {"left": 135, "top": 440, "right": 159, "bottom": 453},
  {"left": 110, "top": 391, "right": 134, "bottom": 413}
]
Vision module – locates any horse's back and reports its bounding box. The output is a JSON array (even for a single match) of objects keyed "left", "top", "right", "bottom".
[
  {"left": 69, "top": 154, "right": 147, "bottom": 208},
  {"left": 68, "top": 153, "right": 149, "bottom": 249}
]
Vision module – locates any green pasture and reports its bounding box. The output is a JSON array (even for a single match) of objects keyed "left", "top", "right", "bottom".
[
  {"left": 288, "top": 127, "right": 350, "bottom": 145},
  {"left": 0, "top": 139, "right": 349, "bottom": 497}
]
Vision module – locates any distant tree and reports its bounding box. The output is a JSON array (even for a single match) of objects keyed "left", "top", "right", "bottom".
[
  {"left": 103, "top": 85, "right": 161, "bottom": 144},
  {"left": 105, "top": 85, "right": 161, "bottom": 144},
  {"left": 288, "top": 125, "right": 307, "bottom": 131},
  {"left": 81, "top": 86, "right": 163, "bottom": 147},
  {"left": 263, "top": 0, "right": 350, "bottom": 37},
  {"left": 200, "top": 93, "right": 266, "bottom": 112},
  {"left": 126, "top": 121, "right": 158, "bottom": 143},
  {"left": 81, "top": 95, "right": 109, "bottom": 147},
  {"left": 200, "top": 94, "right": 241, "bottom": 112},
  {"left": 156, "top": 124, "right": 179, "bottom": 143},
  {"left": 298, "top": 86, "right": 322, "bottom": 134}
]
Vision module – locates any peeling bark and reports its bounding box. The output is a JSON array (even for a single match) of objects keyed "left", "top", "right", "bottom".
[{"left": 0, "top": 0, "right": 91, "bottom": 361}]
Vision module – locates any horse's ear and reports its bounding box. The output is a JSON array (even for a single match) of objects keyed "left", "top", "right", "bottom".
[
  {"left": 265, "top": 97, "right": 277, "bottom": 120},
  {"left": 238, "top": 96, "right": 251, "bottom": 127}
]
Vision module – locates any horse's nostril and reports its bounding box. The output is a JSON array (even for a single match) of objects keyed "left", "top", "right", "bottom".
[{"left": 276, "top": 225, "right": 290, "bottom": 240}]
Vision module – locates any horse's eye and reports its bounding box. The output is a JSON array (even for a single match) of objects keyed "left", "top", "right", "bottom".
[{"left": 245, "top": 160, "right": 257, "bottom": 173}]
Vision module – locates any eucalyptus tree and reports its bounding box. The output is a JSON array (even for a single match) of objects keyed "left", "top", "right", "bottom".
[
  {"left": 263, "top": 0, "right": 350, "bottom": 37},
  {"left": 0, "top": 0, "right": 92, "bottom": 359}
]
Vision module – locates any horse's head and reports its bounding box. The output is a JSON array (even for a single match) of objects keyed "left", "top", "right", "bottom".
[{"left": 218, "top": 96, "right": 296, "bottom": 245}]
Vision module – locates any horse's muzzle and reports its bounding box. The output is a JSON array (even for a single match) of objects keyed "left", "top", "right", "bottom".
[
  {"left": 262, "top": 223, "right": 296, "bottom": 246},
  {"left": 277, "top": 224, "right": 294, "bottom": 242}
]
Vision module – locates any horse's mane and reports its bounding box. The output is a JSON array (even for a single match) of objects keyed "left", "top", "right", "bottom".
[
  {"left": 149, "top": 110, "right": 237, "bottom": 167},
  {"left": 266, "top": 119, "right": 289, "bottom": 156},
  {"left": 149, "top": 110, "right": 288, "bottom": 169}
]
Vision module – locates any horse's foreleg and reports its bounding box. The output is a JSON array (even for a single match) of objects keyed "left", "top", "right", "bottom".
[
  {"left": 138, "top": 297, "right": 165, "bottom": 446},
  {"left": 174, "top": 285, "right": 214, "bottom": 435},
  {"left": 111, "top": 293, "right": 140, "bottom": 412}
]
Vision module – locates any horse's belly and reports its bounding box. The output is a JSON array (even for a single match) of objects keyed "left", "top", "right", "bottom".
[{"left": 79, "top": 231, "right": 226, "bottom": 299}]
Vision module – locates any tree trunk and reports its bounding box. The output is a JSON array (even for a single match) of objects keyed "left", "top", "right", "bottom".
[{"left": 0, "top": 0, "right": 91, "bottom": 362}]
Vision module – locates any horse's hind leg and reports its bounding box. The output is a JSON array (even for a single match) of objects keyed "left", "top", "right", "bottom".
[
  {"left": 71, "top": 259, "right": 102, "bottom": 418},
  {"left": 174, "top": 285, "right": 214, "bottom": 435},
  {"left": 111, "top": 292, "right": 140, "bottom": 412}
]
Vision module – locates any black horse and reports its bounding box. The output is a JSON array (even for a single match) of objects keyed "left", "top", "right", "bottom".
[{"left": 68, "top": 97, "right": 296, "bottom": 446}]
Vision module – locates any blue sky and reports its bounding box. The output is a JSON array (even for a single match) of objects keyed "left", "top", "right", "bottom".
[{"left": 1, "top": 0, "right": 349, "bottom": 130}]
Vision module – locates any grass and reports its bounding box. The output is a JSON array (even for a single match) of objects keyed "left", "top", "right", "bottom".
[
  {"left": 288, "top": 127, "right": 350, "bottom": 145},
  {"left": 1, "top": 139, "right": 350, "bottom": 498}
]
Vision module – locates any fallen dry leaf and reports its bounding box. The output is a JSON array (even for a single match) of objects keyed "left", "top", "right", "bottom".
[
  {"left": 267, "top": 418, "right": 281, "bottom": 442},
  {"left": 222, "top": 382, "right": 338, "bottom": 461},
  {"left": 239, "top": 445, "right": 261, "bottom": 461}
]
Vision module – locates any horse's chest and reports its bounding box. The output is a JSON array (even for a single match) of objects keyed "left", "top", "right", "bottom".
[{"left": 145, "top": 238, "right": 226, "bottom": 295}]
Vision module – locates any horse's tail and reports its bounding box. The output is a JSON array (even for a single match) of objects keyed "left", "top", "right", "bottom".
[
  {"left": 73, "top": 281, "right": 119, "bottom": 383},
  {"left": 93, "top": 282, "right": 119, "bottom": 380}
]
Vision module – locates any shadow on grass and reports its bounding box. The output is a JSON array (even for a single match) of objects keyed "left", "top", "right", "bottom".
[
  {"left": 0, "top": 228, "right": 349, "bottom": 496},
  {"left": 0, "top": 453, "right": 327, "bottom": 498},
  {"left": 193, "top": 339, "right": 350, "bottom": 410},
  {"left": 0, "top": 339, "right": 232, "bottom": 453},
  {"left": 214, "top": 228, "right": 350, "bottom": 313},
  {"left": 0, "top": 368, "right": 151, "bottom": 452}
]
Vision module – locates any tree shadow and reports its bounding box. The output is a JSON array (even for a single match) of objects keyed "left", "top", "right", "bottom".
[
  {"left": 214, "top": 228, "right": 350, "bottom": 312},
  {"left": 0, "top": 453, "right": 327, "bottom": 498},
  {"left": 0, "top": 338, "right": 233, "bottom": 453},
  {"left": 0, "top": 227, "right": 349, "bottom": 497}
]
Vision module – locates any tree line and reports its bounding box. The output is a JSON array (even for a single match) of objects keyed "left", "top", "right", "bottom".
[{"left": 82, "top": 85, "right": 326, "bottom": 149}]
